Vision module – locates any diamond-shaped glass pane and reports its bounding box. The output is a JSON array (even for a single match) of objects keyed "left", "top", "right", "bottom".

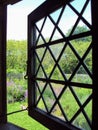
[
  {"left": 73, "top": 87, "right": 92, "bottom": 104},
  {"left": 70, "top": 0, "right": 87, "bottom": 13},
  {"left": 42, "top": 49, "right": 55, "bottom": 77},
  {"left": 36, "top": 18, "right": 46, "bottom": 45},
  {"left": 36, "top": 81, "right": 46, "bottom": 93},
  {"left": 50, "top": 83, "right": 64, "bottom": 97},
  {"left": 59, "top": 45, "right": 78, "bottom": 79},
  {"left": 37, "top": 67, "right": 45, "bottom": 78},
  {"left": 59, "top": 87, "right": 79, "bottom": 120},
  {"left": 72, "top": 112, "right": 91, "bottom": 130},
  {"left": 82, "top": 0, "right": 92, "bottom": 25},
  {"left": 41, "top": 17, "right": 54, "bottom": 42},
  {"left": 36, "top": 47, "right": 46, "bottom": 60},
  {"left": 71, "top": 65, "right": 92, "bottom": 84},
  {"left": 58, "top": 5, "right": 78, "bottom": 37},
  {"left": 42, "top": 84, "right": 55, "bottom": 111},
  {"left": 51, "top": 104, "right": 65, "bottom": 121},
  {"left": 84, "top": 49, "right": 92, "bottom": 74},
  {"left": 49, "top": 43, "right": 64, "bottom": 60},
  {"left": 50, "top": 67, "right": 65, "bottom": 81},
  {"left": 84, "top": 100, "right": 92, "bottom": 122},
  {"left": 36, "top": 36, "right": 46, "bottom": 45},
  {"left": 72, "top": 20, "right": 90, "bottom": 35},
  {"left": 51, "top": 29, "right": 64, "bottom": 41},
  {"left": 71, "top": 37, "right": 91, "bottom": 58},
  {"left": 37, "top": 99, "right": 47, "bottom": 112},
  {"left": 36, "top": 81, "right": 48, "bottom": 112},
  {"left": 36, "top": 18, "right": 45, "bottom": 31},
  {"left": 50, "top": 8, "right": 62, "bottom": 23}
]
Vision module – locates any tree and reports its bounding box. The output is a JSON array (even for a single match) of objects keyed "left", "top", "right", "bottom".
[
  {"left": 66, "top": 26, "right": 91, "bottom": 42},
  {"left": 7, "top": 40, "right": 27, "bottom": 74}
]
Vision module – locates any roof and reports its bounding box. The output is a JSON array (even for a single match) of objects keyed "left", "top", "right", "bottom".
[{"left": 0, "top": 0, "right": 22, "bottom": 5}]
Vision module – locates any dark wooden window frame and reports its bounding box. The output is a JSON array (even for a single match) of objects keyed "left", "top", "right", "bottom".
[
  {"left": 0, "top": 1, "right": 97, "bottom": 130},
  {"left": 27, "top": 0, "right": 97, "bottom": 130},
  {"left": 0, "top": 5, "right": 7, "bottom": 123}
]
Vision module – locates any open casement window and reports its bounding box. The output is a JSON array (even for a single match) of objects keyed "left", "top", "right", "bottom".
[{"left": 27, "top": 0, "right": 92, "bottom": 130}]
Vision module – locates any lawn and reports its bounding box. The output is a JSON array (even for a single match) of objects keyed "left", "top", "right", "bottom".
[
  {"left": 7, "top": 74, "right": 92, "bottom": 130},
  {"left": 7, "top": 102, "right": 48, "bottom": 130}
]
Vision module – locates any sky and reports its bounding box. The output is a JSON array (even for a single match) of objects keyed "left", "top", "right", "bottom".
[
  {"left": 7, "top": 0, "right": 46, "bottom": 40},
  {"left": 7, "top": 0, "right": 91, "bottom": 40}
]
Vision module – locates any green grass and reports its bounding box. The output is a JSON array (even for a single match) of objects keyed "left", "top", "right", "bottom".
[
  {"left": 7, "top": 102, "right": 48, "bottom": 130},
  {"left": 7, "top": 74, "right": 92, "bottom": 130},
  {"left": 36, "top": 82, "right": 92, "bottom": 130}
]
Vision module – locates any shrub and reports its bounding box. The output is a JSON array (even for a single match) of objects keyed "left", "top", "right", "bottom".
[{"left": 7, "top": 80, "right": 26, "bottom": 103}]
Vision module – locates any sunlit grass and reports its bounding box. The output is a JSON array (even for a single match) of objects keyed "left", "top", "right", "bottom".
[{"left": 7, "top": 102, "right": 48, "bottom": 130}]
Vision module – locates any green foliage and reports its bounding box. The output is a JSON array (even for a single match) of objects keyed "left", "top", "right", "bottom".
[
  {"left": 66, "top": 26, "right": 91, "bottom": 42},
  {"left": 36, "top": 82, "right": 92, "bottom": 130},
  {"left": 7, "top": 24, "right": 92, "bottom": 130},
  {"left": 7, "top": 37, "right": 92, "bottom": 130},
  {"left": 36, "top": 32, "right": 92, "bottom": 76},
  {"left": 7, "top": 40, "right": 27, "bottom": 103},
  {"left": 7, "top": 31, "right": 92, "bottom": 80},
  {"left": 60, "top": 40, "right": 92, "bottom": 74},
  {"left": 7, "top": 40, "right": 27, "bottom": 73},
  {"left": 7, "top": 80, "right": 26, "bottom": 103}
]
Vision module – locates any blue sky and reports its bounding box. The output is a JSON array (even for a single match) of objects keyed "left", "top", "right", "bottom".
[{"left": 7, "top": 0, "right": 91, "bottom": 40}]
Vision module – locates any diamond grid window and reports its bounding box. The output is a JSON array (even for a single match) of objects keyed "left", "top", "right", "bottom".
[{"left": 28, "top": 0, "right": 92, "bottom": 130}]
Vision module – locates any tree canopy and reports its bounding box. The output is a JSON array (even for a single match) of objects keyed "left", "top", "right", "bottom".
[{"left": 7, "top": 26, "right": 92, "bottom": 77}]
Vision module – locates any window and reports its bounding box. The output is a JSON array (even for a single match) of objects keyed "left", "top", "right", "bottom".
[{"left": 27, "top": 0, "right": 92, "bottom": 129}]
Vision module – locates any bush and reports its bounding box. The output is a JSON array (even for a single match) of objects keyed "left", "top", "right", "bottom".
[{"left": 7, "top": 80, "right": 26, "bottom": 103}]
